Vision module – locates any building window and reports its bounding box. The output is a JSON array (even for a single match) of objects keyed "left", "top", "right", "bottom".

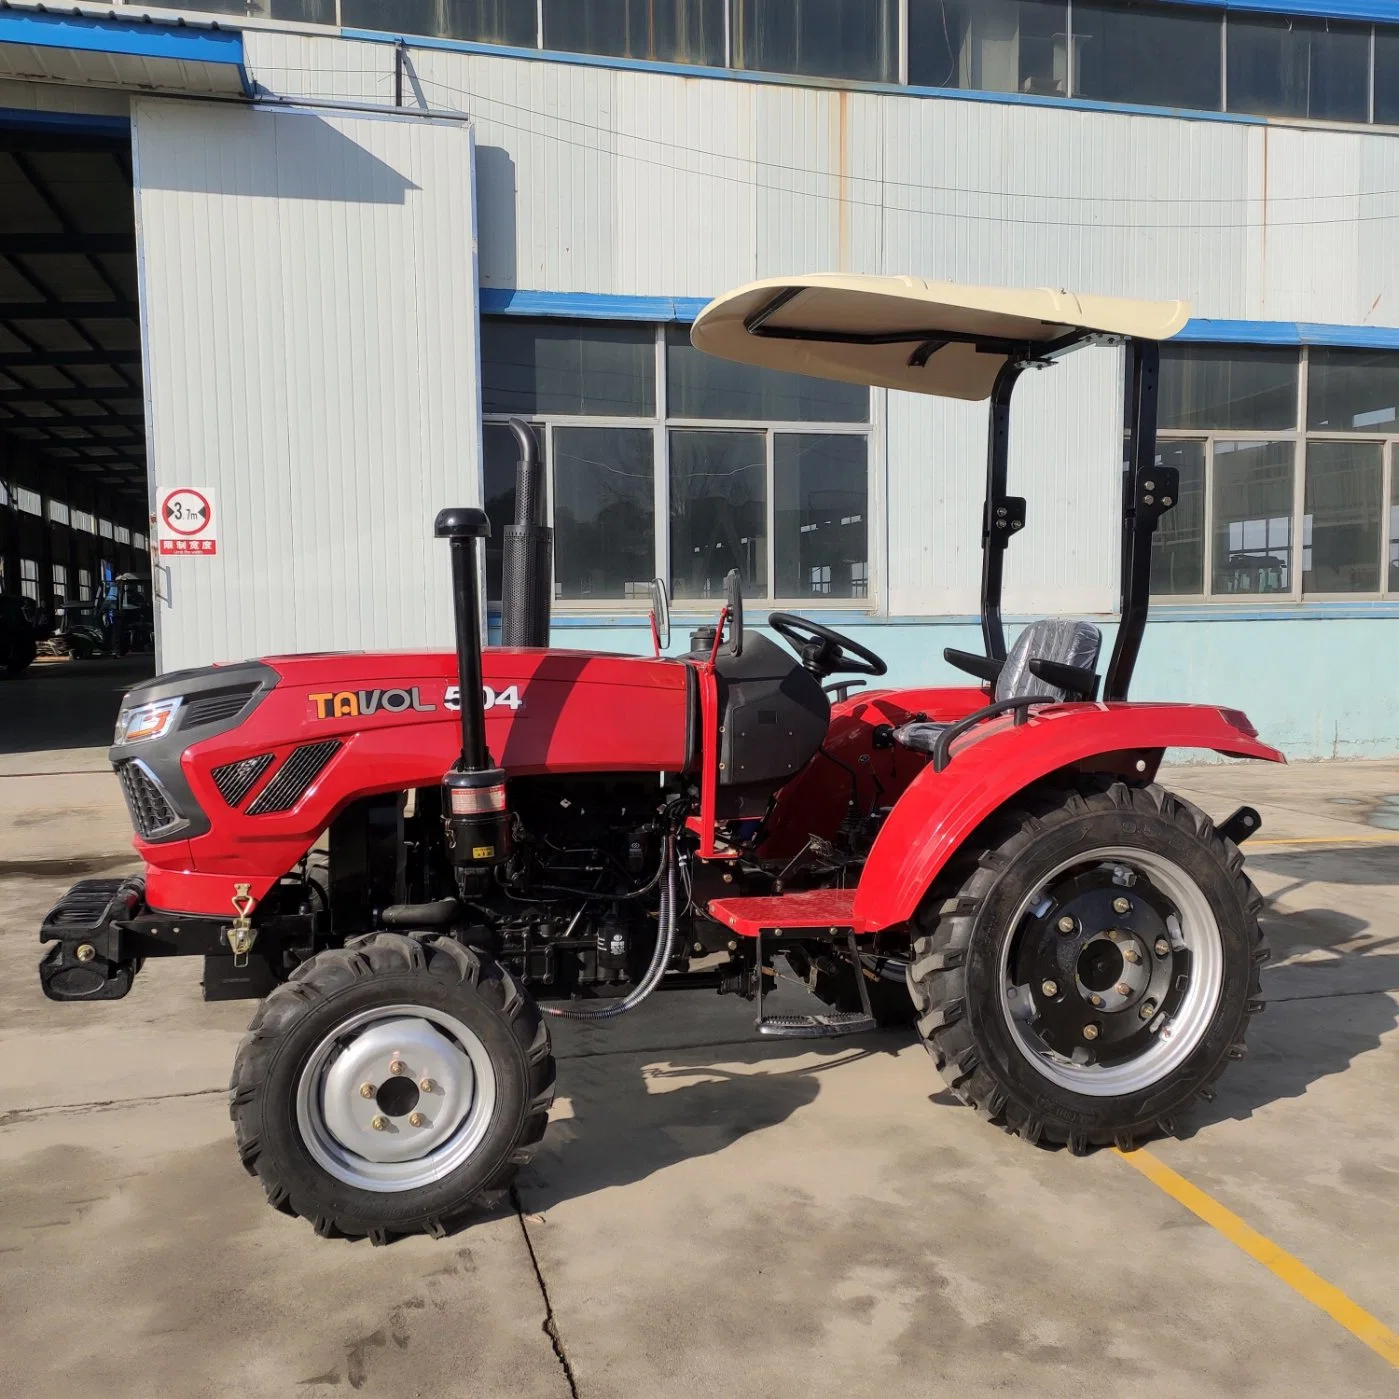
[
  {"left": 1227, "top": 15, "right": 1370, "bottom": 124},
  {"left": 542, "top": 0, "right": 724, "bottom": 66},
  {"left": 908, "top": 0, "right": 1068, "bottom": 96},
  {"left": 52, "top": 562, "right": 68, "bottom": 606},
  {"left": 339, "top": 0, "right": 536, "bottom": 45},
  {"left": 482, "top": 316, "right": 870, "bottom": 606},
  {"left": 115, "top": 525, "right": 132, "bottom": 546},
  {"left": 733, "top": 0, "right": 898, "bottom": 83},
  {"left": 171, "top": 1, "right": 338, "bottom": 21},
  {"left": 78, "top": 567, "right": 92, "bottom": 602},
  {"left": 19, "top": 557, "right": 39, "bottom": 602},
  {"left": 1154, "top": 344, "right": 1399, "bottom": 603},
  {"left": 1073, "top": 1, "right": 1222, "bottom": 112},
  {"left": 99, "top": 519, "right": 114, "bottom": 540},
  {"left": 16, "top": 485, "right": 42, "bottom": 516},
  {"left": 48, "top": 499, "right": 69, "bottom": 526},
  {"left": 71, "top": 509, "right": 96, "bottom": 535},
  {"left": 133, "top": 532, "right": 148, "bottom": 551}
]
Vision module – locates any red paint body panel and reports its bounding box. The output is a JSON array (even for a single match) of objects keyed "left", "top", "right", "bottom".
[
  {"left": 850, "top": 701, "right": 1285, "bottom": 934},
  {"left": 708, "top": 888, "right": 857, "bottom": 936},
  {"left": 757, "top": 686, "right": 985, "bottom": 858},
  {"left": 138, "top": 648, "right": 693, "bottom": 915}
]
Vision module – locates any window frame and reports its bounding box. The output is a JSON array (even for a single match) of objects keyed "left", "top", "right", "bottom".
[
  {"left": 1154, "top": 345, "right": 1399, "bottom": 605},
  {"left": 481, "top": 321, "right": 875, "bottom": 612}
]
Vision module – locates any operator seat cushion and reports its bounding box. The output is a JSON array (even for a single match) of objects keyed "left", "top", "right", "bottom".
[{"left": 892, "top": 618, "right": 1103, "bottom": 755}]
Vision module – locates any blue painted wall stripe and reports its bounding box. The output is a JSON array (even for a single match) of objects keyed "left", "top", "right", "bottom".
[{"left": 0, "top": 10, "right": 244, "bottom": 65}]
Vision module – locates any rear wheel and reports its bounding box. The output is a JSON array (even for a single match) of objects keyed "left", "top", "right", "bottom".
[
  {"left": 907, "top": 782, "right": 1266, "bottom": 1151},
  {"left": 230, "top": 933, "right": 554, "bottom": 1241}
]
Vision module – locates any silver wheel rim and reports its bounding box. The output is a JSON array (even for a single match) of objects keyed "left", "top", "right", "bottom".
[
  {"left": 998, "top": 847, "right": 1224, "bottom": 1097},
  {"left": 295, "top": 1004, "right": 498, "bottom": 1192}
]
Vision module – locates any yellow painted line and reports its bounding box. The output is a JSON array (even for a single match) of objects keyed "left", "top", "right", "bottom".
[
  {"left": 1248, "top": 833, "right": 1399, "bottom": 847},
  {"left": 1115, "top": 1148, "right": 1399, "bottom": 1368}
]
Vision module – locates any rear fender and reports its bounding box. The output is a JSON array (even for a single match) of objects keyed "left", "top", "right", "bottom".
[{"left": 852, "top": 702, "right": 1283, "bottom": 933}]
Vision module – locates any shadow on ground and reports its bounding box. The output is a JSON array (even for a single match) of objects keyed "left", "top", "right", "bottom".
[{"left": 0, "top": 656, "right": 152, "bottom": 754}]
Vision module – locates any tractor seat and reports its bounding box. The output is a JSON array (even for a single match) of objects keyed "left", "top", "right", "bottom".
[{"left": 893, "top": 618, "right": 1102, "bottom": 755}]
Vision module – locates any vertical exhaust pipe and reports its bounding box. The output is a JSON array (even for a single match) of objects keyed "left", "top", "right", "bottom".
[
  {"left": 434, "top": 507, "right": 511, "bottom": 875},
  {"left": 500, "top": 418, "right": 552, "bottom": 648}
]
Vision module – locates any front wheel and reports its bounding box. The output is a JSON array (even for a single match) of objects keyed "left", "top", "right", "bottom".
[
  {"left": 907, "top": 782, "right": 1266, "bottom": 1152},
  {"left": 230, "top": 933, "right": 554, "bottom": 1241}
]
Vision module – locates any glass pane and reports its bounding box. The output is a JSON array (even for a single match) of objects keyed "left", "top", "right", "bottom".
[
  {"left": 542, "top": 0, "right": 725, "bottom": 65},
  {"left": 1073, "top": 1, "right": 1221, "bottom": 111},
  {"left": 482, "top": 318, "right": 655, "bottom": 417},
  {"left": 1307, "top": 349, "right": 1399, "bottom": 433},
  {"left": 1150, "top": 440, "right": 1205, "bottom": 596},
  {"left": 1303, "top": 442, "right": 1382, "bottom": 594},
  {"left": 670, "top": 430, "right": 768, "bottom": 600},
  {"left": 774, "top": 434, "right": 868, "bottom": 598},
  {"left": 666, "top": 325, "right": 868, "bottom": 422},
  {"left": 339, "top": 0, "right": 537, "bottom": 45},
  {"left": 1211, "top": 440, "right": 1295, "bottom": 596},
  {"left": 1376, "top": 28, "right": 1399, "bottom": 125},
  {"left": 164, "top": 0, "right": 338, "bottom": 14},
  {"left": 483, "top": 421, "right": 545, "bottom": 602},
  {"left": 908, "top": 0, "right": 1068, "bottom": 96},
  {"left": 1159, "top": 345, "right": 1298, "bottom": 431},
  {"left": 1227, "top": 15, "right": 1369, "bottom": 123},
  {"left": 552, "top": 426, "right": 655, "bottom": 600},
  {"left": 734, "top": 0, "right": 898, "bottom": 83}
]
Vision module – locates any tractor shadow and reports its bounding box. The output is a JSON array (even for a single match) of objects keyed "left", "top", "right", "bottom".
[
  {"left": 1177, "top": 845, "right": 1399, "bottom": 1139},
  {"left": 516, "top": 1027, "right": 906, "bottom": 1213}
]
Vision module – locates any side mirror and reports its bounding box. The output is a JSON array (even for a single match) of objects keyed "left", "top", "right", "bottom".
[
  {"left": 649, "top": 576, "right": 671, "bottom": 655},
  {"left": 722, "top": 569, "right": 744, "bottom": 658}
]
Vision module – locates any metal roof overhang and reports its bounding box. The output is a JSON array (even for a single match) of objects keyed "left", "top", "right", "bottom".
[
  {"left": 0, "top": 5, "right": 247, "bottom": 97},
  {"left": 691, "top": 274, "right": 1192, "bottom": 401}
]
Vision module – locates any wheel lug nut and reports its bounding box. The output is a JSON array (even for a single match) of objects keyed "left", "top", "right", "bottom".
[
  {"left": 1090, "top": 994, "right": 1104, "bottom": 1007},
  {"left": 371, "top": 1115, "right": 388, "bottom": 1131},
  {"left": 409, "top": 1112, "right": 427, "bottom": 1128},
  {"left": 1083, "top": 1023, "right": 1100, "bottom": 1041},
  {"left": 418, "top": 1078, "right": 434, "bottom": 1093},
  {"left": 1057, "top": 915, "right": 1076, "bottom": 935},
  {"left": 1140, "top": 1000, "right": 1157, "bottom": 1020},
  {"left": 1154, "top": 938, "right": 1171, "bottom": 957},
  {"left": 389, "top": 1059, "right": 407, "bottom": 1075},
  {"left": 359, "top": 1082, "right": 376, "bottom": 1099},
  {"left": 1115, "top": 981, "right": 1131, "bottom": 996},
  {"left": 1041, "top": 980, "right": 1058, "bottom": 998},
  {"left": 1113, "top": 896, "right": 1131, "bottom": 914},
  {"left": 1105, "top": 929, "right": 1119, "bottom": 941},
  {"left": 1123, "top": 947, "right": 1141, "bottom": 964}
]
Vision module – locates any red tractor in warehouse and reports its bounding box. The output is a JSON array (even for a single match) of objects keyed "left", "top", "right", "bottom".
[{"left": 39, "top": 275, "right": 1277, "bottom": 1242}]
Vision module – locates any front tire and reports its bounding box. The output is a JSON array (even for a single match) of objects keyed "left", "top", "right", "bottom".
[
  {"left": 907, "top": 782, "right": 1266, "bottom": 1152},
  {"left": 230, "top": 933, "right": 554, "bottom": 1242}
]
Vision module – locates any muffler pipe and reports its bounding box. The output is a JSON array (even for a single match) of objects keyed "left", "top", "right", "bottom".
[{"left": 500, "top": 418, "right": 553, "bottom": 649}]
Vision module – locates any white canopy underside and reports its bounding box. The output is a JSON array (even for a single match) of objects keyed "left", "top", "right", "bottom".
[{"left": 690, "top": 274, "right": 1191, "bottom": 401}]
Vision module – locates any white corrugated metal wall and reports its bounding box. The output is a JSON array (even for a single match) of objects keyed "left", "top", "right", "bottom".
[
  {"left": 238, "top": 31, "right": 1399, "bottom": 627},
  {"left": 132, "top": 98, "right": 481, "bottom": 672}
]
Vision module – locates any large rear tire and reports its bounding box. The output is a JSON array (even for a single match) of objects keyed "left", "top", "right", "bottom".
[
  {"left": 230, "top": 933, "right": 554, "bottom": 1242},
  {"left": 906, "top": 781, "right": 1266, "bottom": 1152}
]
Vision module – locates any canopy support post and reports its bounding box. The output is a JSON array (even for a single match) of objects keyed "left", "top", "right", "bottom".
[
  {"left": 1104, "top": 338, "right": 1169, "bottom": 702},
  {"left": 979, "top": 360, "right": 1027, "bottom": 662}
]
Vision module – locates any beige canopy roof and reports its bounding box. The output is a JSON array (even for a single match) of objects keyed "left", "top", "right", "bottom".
[{"left": 689, "top": 274, "right": 1190, "bottom": 402}]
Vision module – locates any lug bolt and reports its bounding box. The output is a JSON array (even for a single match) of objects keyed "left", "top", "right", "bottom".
[
  {"left": 1140, "top": 1000, "right": 1157, "bottom": 1020},
  {"left": 1057, "top": 915, "right": 1076, "bottom": 935},
  {"left": 1123, "top": 947, "right": 1141, "bottom": 965},
  {"left": 1090, "top": 993, "right": 1104, "bottom": 1007},
  {"left": 1115, "top": 981, "right": 1131, "bottom": 996},
  {"left": 371, "top": 1115, "right": 388, "bottom": 1131},
  {"left": 1041, "top": 980, "right": 1059, "bottom": 998},
  {"left": 1154, "top": 938, "right": 1171, "bottom": 957},
  {"left": 359, "top": 1082, "right": 376, "bottom": 1099},
  {"left": 75, "top": 943, "right": 96, "bottom": 962},
  {"left": 409, "top": 1112, "right": 427, "bottom": 1128},
  {"left": 419, "top": 1078, "right": 434, "bottom": 1093},
  {"left": 1113, "top": 896, "right": 1131, "bottom": 915},
  {"left": 389, "top": 1059, "right": 407, "bottom": 1076},
  {"left": 1105, "top": 929, "right": 1119, "bottom": 941},
  {"left": 1083, "top": 1023, "right": 1100, "bottom": 1041}
]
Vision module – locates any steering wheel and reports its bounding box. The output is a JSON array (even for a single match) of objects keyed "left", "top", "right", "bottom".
[{"left": 768, "top": 613, "right": 888, "bottom": 679}]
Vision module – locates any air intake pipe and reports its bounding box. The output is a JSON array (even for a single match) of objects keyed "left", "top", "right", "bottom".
[
  {"left": 434, "top": 507, "right": 512, "bottom": 875},
  {"left": 500, "top": 418, "right": 552, "bottom": 648}
]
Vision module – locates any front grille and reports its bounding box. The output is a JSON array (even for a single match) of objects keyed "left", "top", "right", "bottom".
[
  {"left": 247, "top": 740, "right": 342, "bottom": 816},
  {"left": 211, "top": 753, "right": 275, "bottom": 808},
  {"left": 115, "top": 760, "right": 182, "bottom": 838},
  {"left": 181, "top": 684, "right": 259, "bottom": 730}
]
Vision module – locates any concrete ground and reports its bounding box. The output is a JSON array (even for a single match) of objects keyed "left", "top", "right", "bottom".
[{"left": 1, "top": 663, "right": 1396, "bottom": 1396}]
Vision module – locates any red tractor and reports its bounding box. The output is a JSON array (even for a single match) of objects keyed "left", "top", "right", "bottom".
[{"left": 38, "top": 276, "right": 1279, "bottom": 1242}]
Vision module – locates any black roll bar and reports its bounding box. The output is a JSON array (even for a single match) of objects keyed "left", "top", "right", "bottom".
[{"left": 980, "top": 360, "right": 1026, "bottom": 661}]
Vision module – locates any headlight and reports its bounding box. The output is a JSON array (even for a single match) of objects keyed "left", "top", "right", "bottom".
[{"left": 114, "top": 697, "right": 182, "bottom": 745}]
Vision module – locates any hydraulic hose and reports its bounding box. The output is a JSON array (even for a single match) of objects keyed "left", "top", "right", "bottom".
[{"left": 542, "top": 834, "right": 678, "bottom": 1021}]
